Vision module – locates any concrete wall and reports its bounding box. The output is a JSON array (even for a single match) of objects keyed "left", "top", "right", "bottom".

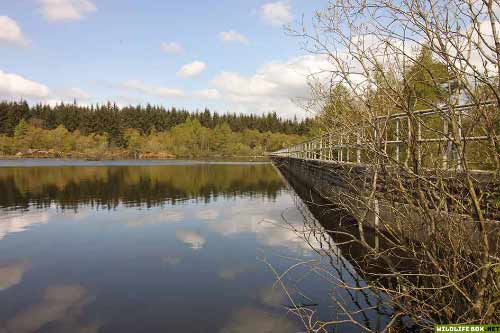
[{"left": 271, "top": 156, "right": 499, "bottom": 246}]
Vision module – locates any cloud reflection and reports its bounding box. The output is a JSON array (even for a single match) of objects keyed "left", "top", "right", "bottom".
[
  {"left": 196, "top": 208, "right": 219, "bottom": 221},
  {"left": 1, "top": 285, "right": 100, "bottom": 333},
  {"left": 220, "top": 306, "right": 299, "bottom": 333},
  {"left": 0, "top": 212, "right": 49, "bottom": 240},
  {"left": 207, "top": 198, "right": 321, "bottom": 254},
  {"left": 175, "top": 230, "right": 206, "bottom": 250},
  {"left": 126, "top": 209, "right": 185, "bottom": 227},
  {"left": 258, "top": 285, "right": 289, "bottom": 308},
  {"left": 0, "top": 260, "right": 31, "bottom": 291}
]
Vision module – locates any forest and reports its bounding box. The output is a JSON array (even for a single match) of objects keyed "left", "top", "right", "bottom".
[{"left": 0, "top": 101, "right": 312, "bottom": 159}]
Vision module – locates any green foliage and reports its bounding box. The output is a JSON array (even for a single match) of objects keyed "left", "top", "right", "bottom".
[
  {"left": 0, "top": 101, "right": 313, "bottom": 148},
  {"left": 318, "top": 46, "right": 453, "bottom": 141},
  {"left": 404, "top": 46, "right": 451, "bottom": 109},
  {"left": 124, "top": 129, "right": 145, "bottom": 158},
  {"left": 320, "top": 85, "right": 354, "bottom": 129},
  {"left": 0, "top": 117, "right": 304, "bottom": 159},
  {"left": 14, "top": 119, "right": 29, "bottom": 138},
  {"left": 0, "top": 135, "right": 15, "bottom": 155}
]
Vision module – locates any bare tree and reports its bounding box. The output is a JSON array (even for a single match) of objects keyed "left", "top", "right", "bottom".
[{"left": 270, "top": 0, "right": 500, "bottom": 331}]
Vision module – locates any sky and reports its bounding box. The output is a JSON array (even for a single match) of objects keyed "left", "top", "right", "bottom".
[{"left": 0, "top": 0, "right": 329, "bottom": 118}]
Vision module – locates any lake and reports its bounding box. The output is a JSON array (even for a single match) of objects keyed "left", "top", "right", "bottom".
[{"left": 0, "top": 160, "right": 390, "bottom": 333}]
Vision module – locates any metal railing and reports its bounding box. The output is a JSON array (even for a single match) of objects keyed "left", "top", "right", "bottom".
[{"left": 270, "top": 101, "right": 498, "bottom": 171}]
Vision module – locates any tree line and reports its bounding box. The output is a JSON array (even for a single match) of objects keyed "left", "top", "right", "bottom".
[
  {"left": 0, "top": 101, "right": 313, "bottom": 147},
  {"left": 0, "top": 100, "right": 312, "bottom": 158}
]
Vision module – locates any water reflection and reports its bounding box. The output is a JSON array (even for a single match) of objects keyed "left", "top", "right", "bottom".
[
  {"left": 258, "top": 285, "right": 289, "bottom": 307},
  {"left": 205, "top": 197, "right": 322, "bottom": 254},
  {"left": 0, "top": 212, "right": 49, "bottom": 240},
  {"left": 0, "top": 260, "right": 31, "bottom": 291},
  {"left": 274, "top": 167, "right": 395, "bottom": 332},
  {"left": 126, "top": 209, "right": 185, "bottom": 227},
  {"left": 0, "top": 161, "right": 391, "bottom": 332},
  {"left": 220, "top": 306, "right": 300, "bottom": 333},
  {"left": 0, "top": 163, "right": 283, "bottom": 210},
  {"left": 1, "top": 285, "right": 100, "bottom": 333},
  {"left": 175, "top": 230, "right": 206, "bottom": 250},
  {"left": 218, "top": 265, "right": 248, "bottom": 280},
  {"left": 160, "top": 255, "right": 182, "bottom": 266}
]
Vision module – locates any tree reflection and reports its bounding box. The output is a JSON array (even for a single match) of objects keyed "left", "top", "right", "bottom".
[
  {"left": 0, "top": 164, "right": 284, "bottom": 210},
  {"left": 264, "top": 170, "right": 395, "bottom": 332}
]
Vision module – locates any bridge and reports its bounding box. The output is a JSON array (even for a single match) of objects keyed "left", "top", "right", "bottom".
[
  {"left": 270, "top": 101, "right": 497, "bottom": 171},
  {"left": 269, "top": 102, "right": 499, "bottom": 236}
]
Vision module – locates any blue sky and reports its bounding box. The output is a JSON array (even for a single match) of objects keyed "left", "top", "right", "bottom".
[{"left": 0, "top": 0, "right": 328, "bottom": 118}]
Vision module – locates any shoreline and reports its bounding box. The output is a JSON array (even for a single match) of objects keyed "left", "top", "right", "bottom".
[
  {"left": 0, "top": 155, "right": 271, "bottom": 165},
  {"left": 0, "top": 149, "right": 269, "bottom": 162},
  {"left": 0, "top": 155, "right": 269, "bottom": 161}
]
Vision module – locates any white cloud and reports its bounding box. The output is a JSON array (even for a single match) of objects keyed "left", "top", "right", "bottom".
[
  {"left": 219, "top": 30, "right": 249, "bottom": 44},
  {"left": 0, "top": 70, "right": 51, "bottom": 99},
  {"left": 60, "top": 87, "right": 90, "bottom": 100},
  {"left": 0, "top": 16, "right": 28, "bottom": 46},
  {"left": 177, "top": 60, "right": 206, "bottom": 78},
  {"left": 260, "top": 1, "right": 293, "bottom": 26},
  {"left": 211, "top": 54, "right": 331, "bottom": 117},
  {"left": 160, "top": 41, "right": 183, "bottom": 54},
  {"left": 38, "top": 0, "right": 97, "bottom": 22},
  {"left": 118, "top": 80, "right": 222, "bottom": 101},
  {"left": 154, "top": 87, "right": 186, "bottom": 97},
  {"left": 44, "top": 99, "right": 74, "bottom": 107},
  {"left": 195, "top": 89, "right": 220, "bottom": 100},
  {"left": 121, "top": 79, "right": 185, "bottom": 98}
]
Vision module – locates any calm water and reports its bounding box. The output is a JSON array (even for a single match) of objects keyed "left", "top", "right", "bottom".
[{"left": 0, "top": 160, "right": 390, "bottom": 333}]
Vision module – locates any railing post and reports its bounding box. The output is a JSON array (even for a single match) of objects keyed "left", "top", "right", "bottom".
[
  {"left": 346, "top": 135, "right": 350, "bottom": 162},
  {"left": 374, "top": 198, "right": 380, "bottom": 251},
  {"left": 320, "top": 137, "right": 323, "bottom": 160},
  {"left": 356, "top": 130, "right": 361, "bottom": 164},
  {"left": 340, "top": 135, "right": 343, "bottom": 162},
  {"left": 328, "top": 136, "right": 331, "bottom": 160},
  {"left": 457, "top": 112, "right": 463, "bottom": 171},
  {"left": 396, "top": 118, "right": 400, "bottom": 163},
  {"left": 443, "top": 117, "right": 449, "bottom": 169},
  {"left": 417, "top": 118, "right": 422, "bottom": 167},
  {"left": 406, "top": 116, "right": 411, "bottom": 167},
  {"left": 328, "top": 133, "right": 332, "bottom": 160}
]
